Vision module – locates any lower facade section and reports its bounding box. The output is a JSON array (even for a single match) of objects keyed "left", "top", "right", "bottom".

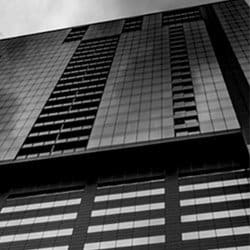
[{"left": 0, "top": 163, "right": 249, "bottom": 250}]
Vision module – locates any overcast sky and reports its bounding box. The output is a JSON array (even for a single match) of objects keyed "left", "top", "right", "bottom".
[{"left": 0, "top": 0, "right": 248, "bottom": 39}]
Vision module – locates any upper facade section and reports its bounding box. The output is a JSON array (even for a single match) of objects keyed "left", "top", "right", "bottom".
[{"left": 0, "top": 0, "right": 247, "bottom": 162}]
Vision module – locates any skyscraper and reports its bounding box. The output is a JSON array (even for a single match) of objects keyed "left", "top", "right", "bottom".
[{"left": 0, "top": 0, "right": 249, "bottom": 249}]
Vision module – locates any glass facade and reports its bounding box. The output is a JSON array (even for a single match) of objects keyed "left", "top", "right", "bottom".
[
  {"left": 169, "top": 24, "right": 200, "bottom": 136},
  {"left": 0, "top": 168, "right": 248, "bottom": 249},
  {"left": 213, "top": 0, "right": 250, "bottom": 151},
  {"left": 0, "top": 188, "right": 83, "bottom": 249},
  {"left": 0, "top": 0, "right": 249, "bottom": 249},
  {"left": 0, "top": 0, "right": 246, "bottom": 161},
  {"left": 17, "top": 35, "right": 120, "bottom": 159},
  {"left": 184, "top": 20, "right": 239, "bottom": 133},
  {"left": 214, "top": 0, "right": 250, "bottom": 86},
  {"left": 0, "top": 30, "right": 78, "bottom": 161},
  {"left": 179, "top": 168, "right": 250, "bottom": 249},
  {"left": 88, "top": 13, "right": 175, "bottom": 148},
  {"left": 85, "top": 178, "right": 166, "bottom": 250}
]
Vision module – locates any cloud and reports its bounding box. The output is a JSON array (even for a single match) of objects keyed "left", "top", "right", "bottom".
[{"left": 0, "top": 0, "right": 225, "bottom": 39}]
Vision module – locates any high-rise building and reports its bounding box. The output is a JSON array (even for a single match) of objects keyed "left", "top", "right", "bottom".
[{"left": 0, "top": 0, "right": 249, "bottom": 249}]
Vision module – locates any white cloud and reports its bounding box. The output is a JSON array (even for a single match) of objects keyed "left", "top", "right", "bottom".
[{"left": 0, "top": 0, "right": 226, "bottom": 39}]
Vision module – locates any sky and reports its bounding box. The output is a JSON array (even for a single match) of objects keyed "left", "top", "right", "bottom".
[{"left": 0, "top": 0, "right": 248, "bottom": 39}]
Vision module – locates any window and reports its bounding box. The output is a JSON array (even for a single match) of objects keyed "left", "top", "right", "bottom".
[
  {"left": 182, "top": 226, "right": 250, "bottom": 240},
  {"left": 64, "top": 26, "right": 88, "bottom": 42},
  {"left": 169, "top": 25, "right": 200, "bottom": 136},
  {"left": 91, "top": 202, "right": 165, "bottom": 217},
  {"left": 1, "top": 198, "right": 81, "bottom": 213},
  {"left": 0, "top": 213, "right": 77, "bottom": 228},
  {"left": 17, "top": 36, "right": 119, "bottom": 158},
  {"left": 162, "top": 7, "right": 201, "bottom": 25},
  {"left": 122, "top": 17, "right": 143, "bottom": 32},
  {"left": 94, "top": 188, "right": 165, "bottom": 202},
  {"left": 29, "top": 247, "right": 69, "bottom": 250},
  {"left": 0, "top": 229, "right": 73, "bottom": 243},
  {"left": 180, "top": 192, "right": 250, "bottom": 206},
  {"left": 83, "top": 235, "right": 165, "bottom": 250},
  {"left": 87, "top": 218, "right": 165, "bottom": 233}
]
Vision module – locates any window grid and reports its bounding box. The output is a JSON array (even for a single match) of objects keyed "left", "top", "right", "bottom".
[
  {"left": 179, "top": 168, "right": 250, "bottom": 249},
  {"left": 7, "top": 186, "right": 84, "bottom": 200},
  {"left": 179, "top": 168, "right": 246, "bottom": 180},
  {"left": 184, "top": 20, "right": 240, "bottom": 133},
  {"left": 29, "top": 247, "right": 69, "bottom": 250},
  {"left": 182, "top": 226, "right": 250, "bottom": 241},
  {"left": 17, "top": 36, "right": 120, "bottom": 159},
  {"left": 97, "top": 178, "right": 165, "bottom": 189},
  {"left": 91, "top": 202, "right": 165, "bottom": 217},
  {"left": 169, "top": 24, "right": 200, "bottom": 136},
  {"left": 87, "top": 26, "right": 175, "bottom": 149},
  {"left": 94, "top": 187, "right": 165, "bottom": 202},
  {"left": 180, "top": 191, "right": 250, "bottom": 207},
  {"left": 181, "top": 208, "right": 250, "bottom": 222},
  {"left": 0, "top": 228, "right": 73, "bottom": 243},
  {"left": 214, "top": 1, "right": 250, "bottom": 86},
  {"left": 0, "top": 189, "right": 82, "bottom": 249},
  {"left": 209, "top": 246, "right": 250, "bottom": 250},
  {"left": 0, "top": 30, "right": 77, "bottom": 161},
  {"left": 122, "top": 17, "right": 143, "bottom": 32},
  {"left": 1, "top": 198, "right": 82, "bottom": 213},
  {"left": 162, "top": 7, "right": 202, "bottom": 26},
  {"left": 0, "top": 212, "right": 78, "bottom": 228},
  {"left": 63, "top": 26, "right": 88, "bottom": 43},
  {"left": 179, "top": 177, "right": 250, "bottom": 192},
  {"left": 87, "top": 178, "right": 166, "bottom": 248},
  {"left": 87, "top": 218, "right": 165, "bottom": 233},
  {"left": 83, "top": 235, "right": 166, "bottom": 250}
]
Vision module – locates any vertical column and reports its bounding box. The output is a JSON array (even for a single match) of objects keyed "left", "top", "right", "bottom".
[
  {"left": 165, "top": 170, "right": 181, "bottom": 250},
  {"left": 17, "top": 36, "right": 120, "bottom": 158},
  {"left": 0, "top": 190, "right": 10, "bottom": 238},
  {"left": 70, "top": 184, "right": 96, "bottom": 250},
  {"left": 169, "top": 25, "right": 200, "bottom": 137},
  {"left": 202, "top": 4, "right": 250, "bottom": 148}
]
